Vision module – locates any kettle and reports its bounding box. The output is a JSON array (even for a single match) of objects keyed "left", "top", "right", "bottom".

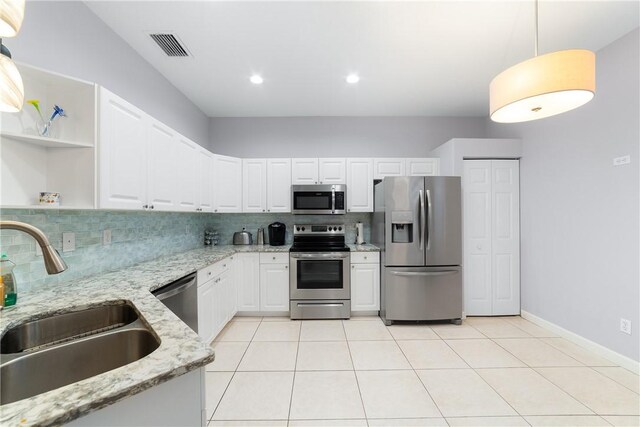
[{"left": 233, "top": 228, "right": 253, "bottom": 245}]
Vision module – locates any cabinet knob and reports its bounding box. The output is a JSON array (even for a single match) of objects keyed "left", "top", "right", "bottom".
[
  {"left": 273, "top": 256, "right": 276, "bottom": 260},
  {"left": 223, "top": 264, "right": 226, "bottom": 267},
  {"left": 262, "top": 209, "right": 265, "bottom": 212},
  {"left": 285, "top": 265, "right": 288, "bottom": 269},
  {"left": 150, "top": 205, "right": 155, "bottom": 209},
  {"left": 208, "top": 271, "right": 212, "bottom": 276},
  {"left": 352, "top": 265, "right": 355, "bottom": 269},
  {"left": 215, "top": 209, "right": 218, "bottom": 212},
  {"left": 142, "top": 204, "right": 148, "bottom": 209},
  {"left": 364, "top": 256, "right": 367, "bottom": 259}
]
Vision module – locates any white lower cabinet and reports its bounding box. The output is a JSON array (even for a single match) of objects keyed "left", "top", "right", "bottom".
[
  {"left": 259, "top": 253, "right": 290, "bottom": 312},
  {"left": 197, "top": 257, "right": 237, "bottom": 342},
  {"left": 235, "top": 253, "right": 261, "bottom": 311},
  {"left": 235, "top": 252, "right": 290, "bottom": 314},
  {"left": 350, "top": 253, "right": 380, "bottom": 312},
  {"left": 197, "top": 280, "right": 214, "bottom": 343},
  {"left": 259, "top": 263, "right": 290, "bottom": 311}
]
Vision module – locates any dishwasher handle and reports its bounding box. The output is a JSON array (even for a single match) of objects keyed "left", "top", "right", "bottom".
[{"left": 152, "top": 273, "right": 197, "bottom": 301}]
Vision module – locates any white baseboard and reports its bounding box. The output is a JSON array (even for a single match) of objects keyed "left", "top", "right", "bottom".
[{"left": 521, "top": 310, "right": 640, "bottom": 374}]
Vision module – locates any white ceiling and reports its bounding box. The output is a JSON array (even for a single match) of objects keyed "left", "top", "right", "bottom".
[{"left": 86, "top": 1, "right": 639, "bottom": 118}]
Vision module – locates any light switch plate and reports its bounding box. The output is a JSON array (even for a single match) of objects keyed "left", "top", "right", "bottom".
[
  {"left": 613, "top": 155, "right": 631, "bottom": 166},
  {"left": 62, "top": 232, "right": 76, "bottom": 252}
]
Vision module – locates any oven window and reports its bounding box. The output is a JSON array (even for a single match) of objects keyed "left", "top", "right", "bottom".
[
  {"left": 293, "top": 192, "right": 332, "bottom": 210},
  {"left": 296, "top": 260, "right": 343, "bottom": 289}
]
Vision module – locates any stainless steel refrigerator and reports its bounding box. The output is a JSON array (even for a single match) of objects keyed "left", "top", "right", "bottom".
[{"left": 373, "top": 176, "right": 462, "bottom": 325}]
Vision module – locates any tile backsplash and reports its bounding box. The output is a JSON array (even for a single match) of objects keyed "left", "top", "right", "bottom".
[
  {"left": 0, "top": 209, "right": 213, "bottom": 292},
  {"left": 208, "top": 213, "right": 371, "bottom": 246},
  {"left": 0, "top": 209, "right": 372, "bottom": 292}
]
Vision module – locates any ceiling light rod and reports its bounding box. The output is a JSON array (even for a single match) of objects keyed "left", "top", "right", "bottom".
[
  {"left": 533, "top": 0, "right": 539, "bottom": 57},
  {"left": 0, "top": 39, "right": 11, "bottom": 58}
]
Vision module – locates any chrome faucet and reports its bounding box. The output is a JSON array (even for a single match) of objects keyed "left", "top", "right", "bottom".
[{"left": 0, "top": 221, "right": 68, "bottom": 274}]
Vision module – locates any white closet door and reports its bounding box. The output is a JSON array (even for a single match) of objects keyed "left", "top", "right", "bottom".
[
  {"left": 463, "top": 160, "right": 493, "bottom": 315},
  {"left": 491, "top": 160, "right": 520, "bottom": 315}
]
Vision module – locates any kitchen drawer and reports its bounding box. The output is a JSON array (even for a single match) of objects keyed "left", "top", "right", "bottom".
[
  {"left": 351, "top": 252, "right": 379, "bottom": 264},
  {"left": 197, "top": 257, "right": 232, "bottom": 284},
  {"left": 260, "top": 252, "right": 289, "bottom": 264}
]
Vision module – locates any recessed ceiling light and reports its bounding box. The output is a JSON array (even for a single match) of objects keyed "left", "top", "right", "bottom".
[
  {"left": 346, "top": 74, "right": 360, "bottom": 84},
  {"left": 250, "top": 74, "right": 264, "bottom": 85}
]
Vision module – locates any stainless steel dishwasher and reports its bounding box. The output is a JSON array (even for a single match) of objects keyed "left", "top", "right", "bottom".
[{"left": 152, "top": 272, "right": 198, "bottom": 333}]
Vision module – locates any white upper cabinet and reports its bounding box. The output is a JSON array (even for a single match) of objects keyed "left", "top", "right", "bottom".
[
  {"left": 373, "top": 158, "right": 406, "bottom": 179},
  {"left": 198, "top": 148, "right": 215, "bottom": 212},
  {"left": 291, "top": 158, "right": 319, "bottom": 184},
  {"left": 99, "top": 88, "right": 148, "bottom": 210},
  {"left": 214, "top": 154, "right": 242, "bottom": 212},
  {"left": 318, "top": 158, "right": 346, "bottom": 184},
  {"left": 147, "top": 120, "right": 178, "bottom": 211},
  {"left": 242, "top": 159, "right": 267, "bottom": 212},
  {"left": 346, "top": 158, "right": 373, "bottom": 212},
  {"left": 406, "top": 158, "right": 440, "bottom": 176},
  {"left": 175, "top": 136, "right": 199, "bottom": 211},
  {"left": 267, "top": 158, "right": 292, "bottom": 212}
]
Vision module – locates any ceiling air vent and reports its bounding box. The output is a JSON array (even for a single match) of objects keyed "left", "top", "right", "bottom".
[{"left": 150, "top": 33, "right": 189, "bottom": 57}]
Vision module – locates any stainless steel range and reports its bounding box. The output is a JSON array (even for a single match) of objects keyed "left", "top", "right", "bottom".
[{"left": 289, "top": 224, "right": 351, "bottom": 319}]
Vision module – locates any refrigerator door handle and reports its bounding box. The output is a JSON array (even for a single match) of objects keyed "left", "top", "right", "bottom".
[
  {"left": 426, "top": 189, "right": 433, "bottom": 250},
  {"left": 419, "top": 189, "right": 425, "bottom": 250},
  {"left": 390, "top": 270, "right": 459, "bottom": 277}
]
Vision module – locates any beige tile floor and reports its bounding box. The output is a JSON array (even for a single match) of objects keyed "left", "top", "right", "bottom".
[{"left": 206, "top": 316, "right": 639, "bottom": 427}]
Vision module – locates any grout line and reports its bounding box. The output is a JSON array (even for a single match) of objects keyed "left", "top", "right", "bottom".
[
  {"left": 342, "top": 319, "right": 370, "bottom": 427},
  {"left": 387, "top": 323, "right": 446, "bottom": 420},
  {"left": 209, "top": 317, "right": 263, "bottom": 422},
  {"left": 286, "top": 319, "right": 303, "bottom": 426}
]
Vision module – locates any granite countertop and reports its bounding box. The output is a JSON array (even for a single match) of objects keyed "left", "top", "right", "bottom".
[
  {"left": 347, "top": 243, "right": 380, "bottom": 252},
  {"left": 0, "top": 242, "right": 379, "bottom": 426},
  {"left": 0, "top": 245, "right": 269, "bottom": 426}
]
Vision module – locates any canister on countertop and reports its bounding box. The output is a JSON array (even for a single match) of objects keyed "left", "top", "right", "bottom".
[{"left": 257, "top": 228, "right": 265, "bottom": 245}]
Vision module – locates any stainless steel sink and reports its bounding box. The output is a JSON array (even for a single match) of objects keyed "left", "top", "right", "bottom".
[
  {"left": 0, "top": 302, "right": 160, "bottom": 405},
  {"left": 1, "top": 303, "right": 139, "bottom": 354}
]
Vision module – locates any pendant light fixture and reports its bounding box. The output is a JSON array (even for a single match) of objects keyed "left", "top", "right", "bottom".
[
  {"left": 0, "top": 0, "right": 25, "bottom": 112},
  {"left": 0, "top": 40, "right": 23, "bottom": 112},
  {"left": 489, "top": 0, "right": 596, "bottom": 123},
  {"left": 0, "top": 0, "right": 25, "bottom": 38}
]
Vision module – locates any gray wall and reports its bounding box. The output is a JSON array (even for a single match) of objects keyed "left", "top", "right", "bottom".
[
  {"left": 6, "top": 1, "right": 209, "bottom": 146},
  {"left": 209, "top": 116, "right": 488, "bottom": 157},
  {"left": 487, "top": 29, "right": 640, "bottom": 361}
]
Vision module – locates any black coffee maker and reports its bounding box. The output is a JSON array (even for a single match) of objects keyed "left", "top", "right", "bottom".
[{"left": 268, "top": 222, "right": 286, "bottom": 246}]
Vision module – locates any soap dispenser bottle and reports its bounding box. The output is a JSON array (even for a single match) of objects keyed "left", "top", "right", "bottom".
[{"left": 0, "top": 253, "right": 17, "bottom": 307}]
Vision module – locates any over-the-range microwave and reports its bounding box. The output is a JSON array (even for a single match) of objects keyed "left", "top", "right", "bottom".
[{"left": 291, "top": 184, "right": 346, "bottom": 215}]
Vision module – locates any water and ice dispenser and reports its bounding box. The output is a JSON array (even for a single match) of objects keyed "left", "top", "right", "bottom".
[{"left": 391, "top": 211, "right": 414, "bottom": 243}]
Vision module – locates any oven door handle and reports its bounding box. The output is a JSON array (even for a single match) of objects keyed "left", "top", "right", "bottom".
[{"left": 290, "top": 253, "right": 350, "bottom": 259}]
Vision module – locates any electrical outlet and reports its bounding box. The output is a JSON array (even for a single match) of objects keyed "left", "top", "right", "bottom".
[
  {"left": 103, "top": 229, "right": 112, "bottom": 245},
  {"left": 62, "top": 232, "right": 76, "bottom": 253},
  {"left": 620, "top": 318, "right": 632, "bottom": 335},
  {"left": 613, "top": 155, "right": 631, "bottom": 166}
]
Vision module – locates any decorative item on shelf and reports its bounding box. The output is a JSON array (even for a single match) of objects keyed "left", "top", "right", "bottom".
[
  {"left": 489, "top": 0, "right": 595, "bottom": 123},
  {"left": 204, "top": 230, "right": 219, "bottom": 246},
  {"left": 27, "top": 100, "right": 67, "bottom": 137},
  {"left": 0, "top": 0, "right": 25, "bottom": 113},
  {"left": 39, "top": 192, "right": 60, "bottom": 206}
]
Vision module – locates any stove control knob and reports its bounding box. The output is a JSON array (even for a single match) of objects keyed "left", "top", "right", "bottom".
[
  {"left": 296, "top": 227, "right": 300, "bottom": 231},
  {"left": 334, "top": 227, "right": 338, "bottom": 231},
  {"left": 302, "top": 227, "right": 306, "bottom": 231},
  {"left": 338, "top": 226, "right": 342, "bottom": 231}
]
